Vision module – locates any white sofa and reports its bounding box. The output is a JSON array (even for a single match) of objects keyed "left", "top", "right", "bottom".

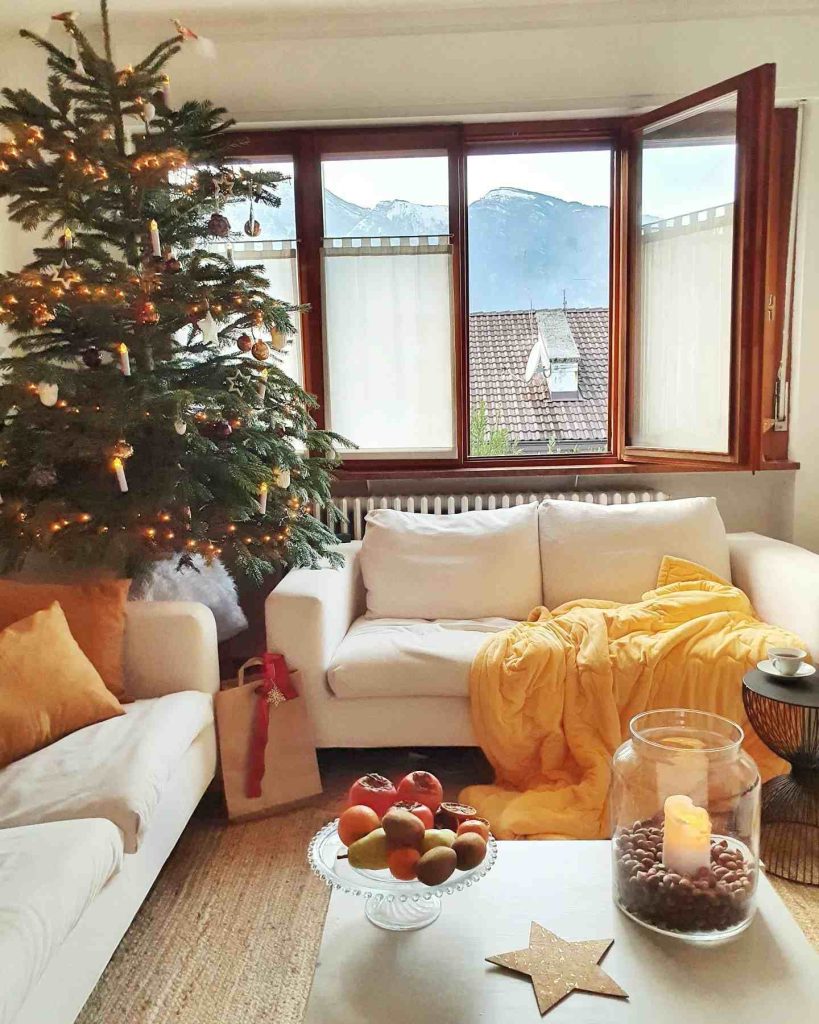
[
  {"left": 0, "top": 600, "right": 220, "bottom": 1024},
  {"left": 266, "top": 504, "right": 819, "bottom": 749}
]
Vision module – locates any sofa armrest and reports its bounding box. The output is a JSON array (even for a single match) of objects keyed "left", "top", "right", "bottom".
[
  {"left": 124, "top": 601, "right": 220, "bottom": 699},
  {"left": 265, "top": 542, "right": 364, "bottom": 721},
  {"left": 728, "top": 532, "right": 819, "bottom": 657}
]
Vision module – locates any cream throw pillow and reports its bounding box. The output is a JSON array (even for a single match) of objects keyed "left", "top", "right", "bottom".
[
  {"left": 538, "top": 497, "right": 731, "bottom": 608},
  {"left": 360, "top": 503, "right": 542, "bottom": 620}
]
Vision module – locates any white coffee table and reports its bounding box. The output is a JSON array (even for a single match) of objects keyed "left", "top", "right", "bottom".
[{"left": 303, "top": 840, "right": 818, "bottom": 1023}]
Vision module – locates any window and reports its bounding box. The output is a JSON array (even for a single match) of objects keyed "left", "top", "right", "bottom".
[
  {"left": 466, "top": 148, "right": 612, "bottom": 457},
  {"left": 230, "top": 65, "right": 793, "bottom": 476},
  {"left": 320, "top": 154, "right": 455, "bottom": 456}
]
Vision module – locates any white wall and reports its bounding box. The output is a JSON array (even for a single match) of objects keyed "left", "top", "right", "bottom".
[{"left": 0, "top": 8, "right": 816, "bottom": 542}]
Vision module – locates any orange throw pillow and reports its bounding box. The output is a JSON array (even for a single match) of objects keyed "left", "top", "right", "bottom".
[
  {"left": 0, "top": 602, "right": 124, "bottom": 768},
  {"left": 0, "top": 579, "right": 129, "bottom": 700}
]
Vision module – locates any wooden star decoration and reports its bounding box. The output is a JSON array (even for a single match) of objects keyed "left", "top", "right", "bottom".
[
  {"left": 225, "top": 367, "right": 252, "bottom": 395},
  {"left": 486, "top": 922, "right": 628, "bottom": 1016}
]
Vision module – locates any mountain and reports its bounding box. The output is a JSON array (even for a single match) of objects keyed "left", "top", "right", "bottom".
[{"left": 225, "top": 184, "right": 610, "bottom": 312}]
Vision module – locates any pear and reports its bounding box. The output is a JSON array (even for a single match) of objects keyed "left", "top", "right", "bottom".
[
  {"left": 347, "top": 827, "right": 389, "bottom": 870},
  {"left": 421, "top": 828, "right": 456, "bottom": 853},
  {"left": 381, "top": 807, "right": 425, "bottom": 850}
]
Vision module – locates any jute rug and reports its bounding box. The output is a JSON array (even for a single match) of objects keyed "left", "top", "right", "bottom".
[{"left": 78, "top": 749, "right": 818, "bottom": 1024}]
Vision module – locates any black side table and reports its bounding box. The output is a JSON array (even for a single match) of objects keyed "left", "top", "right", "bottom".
[{"left": 742, "top": 668, "right": 819, "bottom": 885}]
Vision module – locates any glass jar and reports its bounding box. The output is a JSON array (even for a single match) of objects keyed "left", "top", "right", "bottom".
[{"left": 611, "top": 709, "right": 760, "bottom": 944}]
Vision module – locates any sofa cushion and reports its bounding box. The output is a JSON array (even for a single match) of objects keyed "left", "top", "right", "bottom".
[
  {"left": 538, "top": 497, "right": 731, "bottom": 608},
  {"left": 0, "top": 578, "right": 130, "bottom": 699},
  {"left": 0, "top": 818, "right": 123, "bottom": 1024},
  {"left": 360, "top": 504, "right": 542, "bottom": 620},
  {"left": 328, "top": 615, "right": 516, "bottom": 699},
  {"left": 0, "top": 690, "right": 213, "bottom": 853},
  {"left": 0, "top": 602, "right": 124, "bottom": 769}
]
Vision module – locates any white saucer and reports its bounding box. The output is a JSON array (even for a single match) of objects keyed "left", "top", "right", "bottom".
[{"left": 757, "top": 659, "right": 816, "bottom": 680}]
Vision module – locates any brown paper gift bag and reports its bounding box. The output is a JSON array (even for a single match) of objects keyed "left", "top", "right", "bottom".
[{"left": 215, "top": 655, "right": 322, "bottom": 821}]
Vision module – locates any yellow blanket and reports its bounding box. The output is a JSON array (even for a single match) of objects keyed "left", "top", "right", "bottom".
[{"left": 460, "top": 557, "right": 800, "bottom": 841}]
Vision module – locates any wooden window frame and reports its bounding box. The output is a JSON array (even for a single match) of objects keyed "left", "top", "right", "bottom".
[{"left": 229, "top": 76, "right": 797, "bottom": 481}]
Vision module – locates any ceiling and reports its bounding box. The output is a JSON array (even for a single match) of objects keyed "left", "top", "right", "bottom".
[{"left": 6, "top": 0, "right": 817, "bottom": 40}]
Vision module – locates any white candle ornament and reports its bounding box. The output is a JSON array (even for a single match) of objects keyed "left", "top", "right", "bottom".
[
  {"left": 142, "top": 101, "right": 156, "bottom": 126},
  {"left": 62, "top": 227, "right": 73, "bottom": 249},
  {"left": 256, "top": 369, "right": 268, "bottom": 402},
  {"left": 148, "top": 219, "right": 161, "bottom": 257},
  {"left": 161, "top": 74, "right": 170, "bottom": 104},
  {"left": 662, "top": 795, "right": 711, "bottom": 876},
  {"left": 112, "top": 456, "right": 128, "bottom": 493},
  {"left": 258, "top": 481, "right": 268, "bottom": 515},
  {"left": 117, "top": 342, "right": 131, "bottom": 376}
]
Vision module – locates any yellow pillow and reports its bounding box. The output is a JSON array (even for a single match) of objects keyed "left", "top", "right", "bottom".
[
  {"left": 0, "top": 579, "right": 130, "bottom": 700},
  {"left": 657, "top": 555, "right": 731, "bottom": 588},
  {"left": 0, "top": 602, "right": 124, "bottom": 768}
]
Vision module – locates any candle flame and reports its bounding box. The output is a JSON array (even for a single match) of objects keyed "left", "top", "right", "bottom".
[
  {"left": 118, "top": 342, "right": 128, "bottom": 354},
  {"left": 259, "top": 482, "right": 268, "bottom": 494},
  {"left": 112, "top": 457, "right": 123, "bottom": 470}
]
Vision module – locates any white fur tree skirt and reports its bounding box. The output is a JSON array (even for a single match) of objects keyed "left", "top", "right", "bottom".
[{"left": 131, "top": 556, "right": 248, "bottom": 642}]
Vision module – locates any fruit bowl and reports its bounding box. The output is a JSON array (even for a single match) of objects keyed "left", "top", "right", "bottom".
[{"left": 308, "top": 819, "right": 498, "bottom": 931}]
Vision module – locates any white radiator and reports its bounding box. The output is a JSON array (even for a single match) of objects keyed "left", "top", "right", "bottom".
[{"left": 317, "top": 489, "right": 669, "bottom": 541}]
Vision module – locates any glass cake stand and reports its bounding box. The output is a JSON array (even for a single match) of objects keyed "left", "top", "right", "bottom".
[{"left": 308, "top": 819, "right": 498, "bottom": 931}]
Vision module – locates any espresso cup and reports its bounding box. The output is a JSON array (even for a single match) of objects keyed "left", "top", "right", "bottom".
[{"left": 768, "top": 646, "right": 807, "bottom": 676}]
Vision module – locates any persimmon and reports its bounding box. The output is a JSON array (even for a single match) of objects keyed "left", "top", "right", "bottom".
[
  {"left": 395, "top": 771, "right": 443, "bottom": 814},
  {"left": 348, "top": 773, "right": 397, "bottom": 818},
  {"left": 457, "top": 819, "right": 491, "bottom": 842},
  {"left": 338, "top": 804, "right": 381, "bottom": 847},
  {"left": 392, "top": 800, "right": 434, "bottom": 829},
  {"left": 388, "top": 846, "right": 421, "bottom": 881}
]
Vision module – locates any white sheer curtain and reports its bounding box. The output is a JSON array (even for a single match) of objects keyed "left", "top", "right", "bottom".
[
  {"left": 631, "top": 205, "right": 734, "bottom": 453},
  {"left": 322, "top": 239, "right": 454, "bottom": 454}
]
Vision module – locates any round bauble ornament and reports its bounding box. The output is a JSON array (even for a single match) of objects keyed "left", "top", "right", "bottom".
[
  {"left": 134, "top": 298, "right": 159, "bottom": 325},
  {"left": 164, "top": 256, "right": 181, "bottom": 274},
  {"left": 270, "top": 329, "right": 288, "bottom": 352},
  {"left": 207, "top": 212, "right": 231, "bottom": 238},
  {"left": 244, "top": 218, "right": 261, "bottom": 237},
  {"left": 201, "top": 418, "right": 232, "bottom": 440},
  {"left": 251, "top": 340, "right": 269, "bottom": 361},
  {"left": 174, "top": 418, "right": 187, "bottom": 435},
  {"left": 82, "top": 346, "right": 102, "bottom": 369},
  {"left": 237, "top": 333, "right": 253, "bottom": 353},
  {"left": 37, "top": 382, "right": 59, "bottom": 407},
  {"left": 112, "top": 439, "right": 134, "bottom": 460}
]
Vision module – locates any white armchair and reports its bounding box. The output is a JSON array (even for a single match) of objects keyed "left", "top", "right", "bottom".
[{"left": 266, "top": 532, "right": 819, "bottom": 749}]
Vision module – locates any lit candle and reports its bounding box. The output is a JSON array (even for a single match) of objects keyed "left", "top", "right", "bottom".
[
  {"left": 112, "top": 457, "right": 128, "bottom": 493},
  {"left": 148, "top": 219, "right": 161, "bottom": 257},
  {"left": 258, "top": 481, "right": 268, "bottom": 515},
  {"left": 256, "top": 368, "right": 268, "bottom": 401},
  {"left": 161, "top": 74, "right": 170, "bottom": 104},
  {"left": 662, "top": 795, "right": 711, "bottom": 876},
  {"left": 117, "top": 342, "right": 131, "bottom": 376},
  {"left": 62, "top": 227, "right": 73, "bottom": 249}
]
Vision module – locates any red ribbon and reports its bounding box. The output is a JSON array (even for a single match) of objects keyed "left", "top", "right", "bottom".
[{"left": 245, "top": 653, "right": 297, "bottom": 799}]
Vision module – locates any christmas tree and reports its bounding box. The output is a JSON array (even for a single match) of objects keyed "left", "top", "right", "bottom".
[{"left": 0, "top": 3, "right": 349, "bottom": 585}]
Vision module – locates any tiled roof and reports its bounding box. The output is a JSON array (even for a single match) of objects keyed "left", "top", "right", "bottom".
[{"left": 469, "top": 307, "right": 609, "bottom": 449}]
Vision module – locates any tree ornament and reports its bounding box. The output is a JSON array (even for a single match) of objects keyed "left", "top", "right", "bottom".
[
  {"left": 82, "top": 346, "right": 102, "bottom": 368},
  {"left": 226, "top": 367, "right": 252, "bottom": 395},
  {"left": 112, "top": 439, "right": 134, "bottom": 460},
  {"left": 273, "top": 467, "right": 291, "bottom": 489},
  {"left": 26, "top": 464, "right": 57, "bottom": 488},
  {"left": 163, "top": 255, "right": 181, "bottom": 274},
  {"left": 32, "top": 303, "right": 55, "bottom": 326},
  {"left": 207, "top": 212, "right": 231, "bottom": 238},
  {"left": 174, "top": 418, "right": 187, "bottom": 435},
  {"left": 218, "top": 172, "right": 235, "bottom": 196},
  {"left": 201, "top": 418, "right": 232, "bottom": 440},
  {"left": 112, "top": 456, "right": 128, "bottom": 492},
  {"left": 270, "top": 329, "right": 288, "bottom": 351},
  {"left": 237, "top": 333, "right": 253, "bottom": 352},
  {"left": 251, "top": 340, "right": 269, "bottom": 361},
  {"left": 197, "top": 310, "right": 219, "bottom": 345},
  {"left": 117, "top": 342, "right": 131, "bottom": 376},
  {"left": 134, "top": 298, "right": 159, "bottom": 324},
  {"left": 244, "top": 218, "right": 261, "bottom": 237},
  {"left": 142, "top": 100, "right": 156, "bottom": 126},
  {"left": 37, "top": 382, "right": 59, "bottom": 407},
  {"left": 148, "top": 219, "right": 161, "bottom": 257},
  {"left": 58, "top": 227, "right": 73, "bottom": 249}
]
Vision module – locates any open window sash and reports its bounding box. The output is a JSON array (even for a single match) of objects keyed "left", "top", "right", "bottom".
[{"left": 620, "top": 64, "right": 775, "bottom": 467}]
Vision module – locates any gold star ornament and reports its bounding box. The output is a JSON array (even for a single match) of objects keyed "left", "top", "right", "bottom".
[{"left": 486, "top": 922, "right": 628, "bottom": 1016}]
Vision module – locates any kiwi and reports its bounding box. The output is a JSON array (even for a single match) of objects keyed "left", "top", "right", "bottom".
[
  {"left": 452, "top": 833, "right": 487, "bottom": 870},
  {"left": 416, "top": 846, "right": 458, "bottom": 887}
]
